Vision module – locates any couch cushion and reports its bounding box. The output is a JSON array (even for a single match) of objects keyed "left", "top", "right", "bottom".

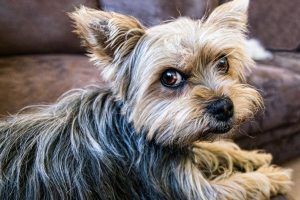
[
  {"left": 235, "top": 53, "right": 300, "bottom": 163},
  {"left": 246, "top": 64, "right": 300, "bottom": 132},
  {"left": 0, "top": 55, "right": 100, "bottom": 116},
  {"left": 237, "top": 123, "right": 300, "bottom": 164},
  {"left": 248, "top": 0, "right": 300, "bottom": 51},
  {"left": 259, "top": 52, "right": 300, "bottom": 73},
  {"left": 100, "top": 0, "right": 218, "bottom": 26},
  {"left": 0, "top": 0, "right": 99, "bottom": 56}
]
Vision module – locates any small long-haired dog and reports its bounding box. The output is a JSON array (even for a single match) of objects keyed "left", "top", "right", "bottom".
[{"left": 0, "top": 0, "right": 292, "bottom": 199}]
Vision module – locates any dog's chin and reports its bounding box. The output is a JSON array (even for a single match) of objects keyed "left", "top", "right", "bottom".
[
  {"left": 209, "top": 123, "right": 233, "bottom": 134},
  {"left": 200, "top": 120, "right": 234, "bottom": 140}
]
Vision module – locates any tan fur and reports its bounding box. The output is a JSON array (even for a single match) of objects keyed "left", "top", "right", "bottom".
[
  {"left": 69, "top": 0, "right": 292, "bottom": 199},
  {"left": 191, "top": 141, "right": 292, "bottom": 199}
]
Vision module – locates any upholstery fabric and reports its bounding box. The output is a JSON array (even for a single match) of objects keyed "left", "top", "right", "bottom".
[
  {"left": 235, "top": 53, "right": 300, "bottom": 163},
  {"left": 0, "top": 55, "right": 100, "bottom": 116},
  {"left": 0, "top": 0, "right": 99, "bottom": 55},
  {"left": 248, "top": 0, "right": 300, "bottom": 50}
]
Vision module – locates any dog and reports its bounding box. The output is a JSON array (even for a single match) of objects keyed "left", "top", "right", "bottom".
[{"left": 0, "top": 0, "right": 292, "bottom": 199}]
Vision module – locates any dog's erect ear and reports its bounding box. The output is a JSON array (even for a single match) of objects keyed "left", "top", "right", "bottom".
[
  {"left": 69, "top": 6, "right": 145, "bottom": 64},
  {"left": 205, "top": 0, "right": 249, "bottom": 31}
]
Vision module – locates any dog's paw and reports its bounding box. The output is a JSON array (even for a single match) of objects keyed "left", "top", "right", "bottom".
[
  {"left": 227, "top": 149, "right": 272, "bottom": 172},
  {"left": 244, "top": 151, "right": 272, "bottom": 169},
  {"left": 257, "top": 165, "right": 293, "bottom": 196},
  {"left": 214, "top": 141, "right": 272, "bottom": 167}
]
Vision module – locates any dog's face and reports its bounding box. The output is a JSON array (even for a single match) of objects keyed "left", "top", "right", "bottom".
[{"left": 70, "top": 0, "right": 262, "bottom": 146}]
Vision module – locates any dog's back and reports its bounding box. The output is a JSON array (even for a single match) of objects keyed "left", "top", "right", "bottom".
[
  {"left": 0, "top": 86, "right": 129, "bottom": 199},
  {"left": 0, "top": 87, "right": 112, "bottom": 199}
]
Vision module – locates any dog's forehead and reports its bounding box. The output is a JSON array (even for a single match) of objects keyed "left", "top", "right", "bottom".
[
  {"left": 146, "top": 18, "right": 200, "bottom": 46},
  {"left": 134, "top": 16, "right": 250, "bottom": 77},
  {"left": 141, "top": 18, "right": 202, "bottom": 67},
  {"left": 141, "top": 18, "right": 221, "bottom": 68},
  {"left": 148, "top": 17, "right": 198, "bottom": 34},
  {"left": 144, "top": 17, "right": 225, "bottom": 56},
  {"left": 141, "top": 17, "right": 248, "bottom": 69}
]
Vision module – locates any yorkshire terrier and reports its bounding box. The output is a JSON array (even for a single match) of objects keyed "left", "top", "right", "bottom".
[{"left": 0, "top": 0, "right": 292, "bottom": 199}]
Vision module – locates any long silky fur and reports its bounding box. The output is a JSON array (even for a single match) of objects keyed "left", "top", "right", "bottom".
[{"left": 0, "top": 86, "right": 215, "bottom": 200}]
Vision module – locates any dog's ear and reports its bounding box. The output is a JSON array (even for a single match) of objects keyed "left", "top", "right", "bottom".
[
  {"left": 205, "top": 0, "right": 249, "bottom": 31},
  {"left": 69, "top": 6, "right": 145, "bottom": 64}
]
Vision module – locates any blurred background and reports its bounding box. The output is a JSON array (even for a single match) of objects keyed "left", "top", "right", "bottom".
[{"left": 0, "top": 0, "right": 299, "bottom": 198}]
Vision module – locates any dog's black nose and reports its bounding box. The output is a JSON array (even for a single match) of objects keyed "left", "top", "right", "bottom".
[{"left": 206, "top": 97, "right": 234, "bottom": 121}]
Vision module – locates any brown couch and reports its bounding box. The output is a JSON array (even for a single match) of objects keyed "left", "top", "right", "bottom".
[{"left": 0, "top": 0, "right": 299, "bottom": 168}]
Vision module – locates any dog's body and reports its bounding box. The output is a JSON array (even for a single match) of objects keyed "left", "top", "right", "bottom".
[
  {"left": 0, "top": 0, "right": 292, "bottom": 199},
  {"left": 0, "top": 87, "right": 193, "bottom": 199}
]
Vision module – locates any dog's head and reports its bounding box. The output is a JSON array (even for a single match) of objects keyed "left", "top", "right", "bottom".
[{"left": 70, "top": 0, "right": 262, "bottom": 146}]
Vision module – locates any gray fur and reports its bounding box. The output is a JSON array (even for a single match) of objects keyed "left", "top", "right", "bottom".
[{"left": 0, "top": 86, "right": 213, "bottom": 200}]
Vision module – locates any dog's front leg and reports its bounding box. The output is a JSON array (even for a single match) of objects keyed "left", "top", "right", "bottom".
[
  {"left": 192, "top": 140, "right": 272, "bottom": 173},
  {"left": 211, "top": 165, "right": 292, "bottom": 200},
  {"left": 174, "top": 157, "right": 292, "bottom": 200}
]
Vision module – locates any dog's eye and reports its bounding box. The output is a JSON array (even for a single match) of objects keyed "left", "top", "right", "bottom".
[
  {"left": 161, "top": 69, "right": 184, "bottom": 88},
  {"left": 217, "top": 56, "right": 229, "bottom": 73}
]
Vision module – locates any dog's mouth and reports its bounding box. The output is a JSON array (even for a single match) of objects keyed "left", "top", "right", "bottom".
[
  {"left": 203, "top": 119, "right": 234, "bottom": 135},
  {"left": 209, "top": 123, "right": 233, "bottom": 134},
  {"left": 183, "top": 118, "right": 236, "bottom": 144}
]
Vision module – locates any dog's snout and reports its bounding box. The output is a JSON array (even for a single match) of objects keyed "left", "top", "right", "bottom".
[{"left": 206, "top": 97, "right": 234, "bottom": 121}]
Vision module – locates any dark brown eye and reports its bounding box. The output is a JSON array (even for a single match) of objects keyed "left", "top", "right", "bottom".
[
  {"left": 217, "top": 56, "right": 229, "bottom": 73},
  {"left": 161, "top": 69, "right": 184, "bottom": 88}
]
